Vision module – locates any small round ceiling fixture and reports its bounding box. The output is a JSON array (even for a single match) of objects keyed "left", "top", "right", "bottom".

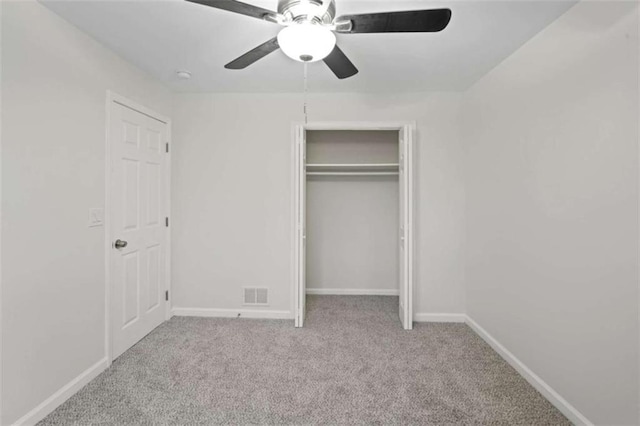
[
  {"left": 277, "top": 23, "right": 336, "bottom": 63},
  {"left": 176, "top": 70, "right": 192, "bottom": 80}
]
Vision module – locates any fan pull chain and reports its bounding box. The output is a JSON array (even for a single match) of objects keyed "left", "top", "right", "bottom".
[{"left": 303, "top": 62, "right": 309, "bottom": 124}]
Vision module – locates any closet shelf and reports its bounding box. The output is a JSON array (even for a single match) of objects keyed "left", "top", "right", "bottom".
[
  {"left": 307, "top": 171, "right": 399, "bottom": 177},
  {"left": 306, "top": 163, "right": 400, "bottom": 173}
]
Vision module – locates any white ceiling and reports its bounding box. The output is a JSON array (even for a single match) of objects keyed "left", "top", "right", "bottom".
[{"left": 42, "top": 0, "right": 576, "bottom": 93}]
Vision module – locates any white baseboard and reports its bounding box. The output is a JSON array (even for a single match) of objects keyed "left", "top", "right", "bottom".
[
  {"left": 172, "top": 307, "right": 293, "bottom": 320},
  {"left": 13, "top": 357, "right": 109, "bottom": 426},
  {"left": 465, "top": 316, "right": 592, "bottom": 426},
  {"left": 414, "top": 313, "right": 466, "bottom": 323},
  {"left": 306, "top": 288, "right": 399, "bottom": 296}
]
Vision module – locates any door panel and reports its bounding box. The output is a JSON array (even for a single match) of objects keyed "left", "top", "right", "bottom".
[
  {"left": 295, "top": 125, "right": 306, "bottom": 327},
  {"left": 147, "top": 162, "right": 161, "bottom": 226},
  {"left": 123, "top": 159, "right": 140, "bottom": 230},
  {"left": 399, "top": 136, "right": 406, "bottom": 327},
  {"left": 147, "top": 128, "right": 162, "bottom": 153},
  {"left": 147, "top": 244, "right": 161, "bottom": 311},
  {"left": 399, "top": 126, "right": 413, "bottom": 330},
  {"left": 301, "top": 129, "right": 306, "bottom": 326},
  {"left": 123, "top": 251, "right": 140, "bottom": 327},
  {"left": 111, "top": 101, "right": 168, "bottom": 359}
]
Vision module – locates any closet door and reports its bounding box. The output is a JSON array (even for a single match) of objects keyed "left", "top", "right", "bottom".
[
  {"left": 399, "top": 126, "right": 413, "bottom": 330},
  {"left": 294, "top": 126, "right": 306, "bottom": 327}
]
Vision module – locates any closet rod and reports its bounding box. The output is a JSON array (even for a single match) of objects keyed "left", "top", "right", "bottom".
[{"left": 306, "top": 172, "right": 399, "bottom": 176}]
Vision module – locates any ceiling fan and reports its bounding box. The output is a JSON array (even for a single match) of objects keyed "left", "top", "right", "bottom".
[{"left": 186, "top": 0, "right": 452, "bottom": 79}]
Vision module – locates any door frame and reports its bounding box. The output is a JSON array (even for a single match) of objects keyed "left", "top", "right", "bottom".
[
  {"left": 105, "top": 91, "right": 172, "bottom": 364},
  {"left": 291, "top": 121, "right": 416, "bottom": 329}
]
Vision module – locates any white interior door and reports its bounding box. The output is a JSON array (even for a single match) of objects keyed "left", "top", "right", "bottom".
[
  {"left": 110, "top": 100, "right": 169, "bottom": 358},
  {"left": 294, "top": 126, "right": 307, "bottom": 327},
  {"left": 399, "top": 126, "right": 414, "bottom": 330}
]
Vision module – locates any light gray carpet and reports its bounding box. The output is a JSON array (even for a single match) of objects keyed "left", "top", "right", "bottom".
[{"left": 40, "top": 296, "right": 569, "bottom": 425}]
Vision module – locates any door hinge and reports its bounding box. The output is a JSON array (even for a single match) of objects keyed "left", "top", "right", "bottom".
[
  {"left": 166, "top": 142, "right": 169, "bottom": 153},
  {"left": 165, "top": 217, "right": 169, "bottom": 227},
  {"left": 165, "top": 290, "right": 169, "bottom": 301}
]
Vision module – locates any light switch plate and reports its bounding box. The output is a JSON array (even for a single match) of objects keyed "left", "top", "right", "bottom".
[{"left": 88, "top": 208, "right": 104, "bottom": 227}]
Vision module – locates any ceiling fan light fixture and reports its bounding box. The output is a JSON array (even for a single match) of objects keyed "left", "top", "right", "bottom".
[{"left": 277, "top": 23, "right": 336, "bottom": 63}]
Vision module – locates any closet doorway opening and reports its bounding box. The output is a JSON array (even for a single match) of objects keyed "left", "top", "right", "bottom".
[{"left": 293, "top": 122, "right": 415, "bottom": 330}]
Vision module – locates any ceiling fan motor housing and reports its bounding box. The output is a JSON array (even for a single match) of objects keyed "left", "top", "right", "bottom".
[{"left": 277, "top": 0, "right": 336, "bottom": 24}]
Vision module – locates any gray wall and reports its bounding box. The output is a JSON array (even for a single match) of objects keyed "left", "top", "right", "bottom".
[
  {"left": 171, "top": 92, "right": 466, "bottom": 316},
  {"left": 1, "top": 2, "right": 171, "bottom": 423},
  {"left": 463, "top": 2, "right": 639, "bottom": 424}
]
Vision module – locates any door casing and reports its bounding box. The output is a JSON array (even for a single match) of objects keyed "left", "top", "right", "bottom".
[{"left": 291, "top": 121, "right": 416, "bottom": 329}]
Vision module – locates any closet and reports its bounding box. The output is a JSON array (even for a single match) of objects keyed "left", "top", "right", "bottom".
[{"left": 293, "top": 123, "right": 414, "bottom": 330}]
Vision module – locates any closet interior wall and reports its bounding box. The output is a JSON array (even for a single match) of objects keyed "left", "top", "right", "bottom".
[{"left": 305, "top": 130, "right": 400, "bottom": 295}]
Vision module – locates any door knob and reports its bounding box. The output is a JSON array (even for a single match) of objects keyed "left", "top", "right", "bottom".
[{"left": 114, "top": 239, "right": 128, "bottom": 249}]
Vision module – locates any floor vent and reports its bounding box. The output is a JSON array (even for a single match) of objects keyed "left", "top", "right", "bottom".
[{"left": 243, "top": 287, "right": 269, "bottom": 306}]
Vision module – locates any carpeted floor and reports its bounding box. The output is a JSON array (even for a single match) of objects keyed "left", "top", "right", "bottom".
[{"left": 40, "top": 296, "right": 569, "bottom": 425}]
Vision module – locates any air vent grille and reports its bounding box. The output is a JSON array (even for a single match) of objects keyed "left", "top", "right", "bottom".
[
  {"left": 244, "top": 288, "right": 255, "bottom": 304},
  {"left": 256, "top": 288, "right": 268, "bottom": 304},
  {"left": 243, "top": 287, "right": 269, "bottom": 306}
]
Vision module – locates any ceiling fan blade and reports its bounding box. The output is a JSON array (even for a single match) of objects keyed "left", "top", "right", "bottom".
[
  {"left": 335, "top": 9, "right": 451, "bottom": 33},
  {"left": 225, "top": 37, "right": 280, "bottom": 69},
  {"left": 186, "top": 0, "right": 279, "bottom": 22},
  {"left": 323, "top": 45, "right": 358, "bottom": 79}
]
